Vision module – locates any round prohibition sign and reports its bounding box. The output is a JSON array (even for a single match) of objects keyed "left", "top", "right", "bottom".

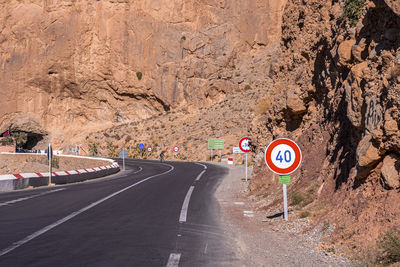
[
  {"left": 239, "top": 137, "right": 251, "bottom": 153},
  {"left": 147, "top": 146, "right": 152, "bottom": 152},
  {"left": 173, "top": 146, "right": 180, "bottom": 152},
  {"left": 265, "top": 138, "right": 302, "bottom": 175}
]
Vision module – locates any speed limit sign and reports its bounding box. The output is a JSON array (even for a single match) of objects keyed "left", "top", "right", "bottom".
[
  {"left": 265, "top": 138, "right": 302, "bottom": 175},
  {"left": 147, "top": 146, "right": 152, "bottom": 152},
  {"left": 173, "top": 146, "right": 180, "bottom": 152}
]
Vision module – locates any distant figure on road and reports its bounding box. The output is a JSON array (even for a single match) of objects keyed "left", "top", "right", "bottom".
[{"left": 160, "top": 152, "right": 165, "bottom": 162}]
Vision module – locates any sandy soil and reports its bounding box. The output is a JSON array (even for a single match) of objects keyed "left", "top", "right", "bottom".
[
  {"left": 215, "top": 163, "right": 353, "bottom": 266},
  {"left": 0, "top": 154, "right": 112, "bottom": 175}
]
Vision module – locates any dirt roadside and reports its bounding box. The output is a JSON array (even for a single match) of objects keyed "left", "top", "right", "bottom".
[
  {"left": 0, "top": 154, "right": 111, "bottom": 175},
  {"left": 215, "top": 163, "right": 353, "bottom": 266}
]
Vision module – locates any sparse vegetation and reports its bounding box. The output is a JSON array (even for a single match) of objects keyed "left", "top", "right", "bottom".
[
  {"left": 378, "top": 231, "right": 400, "bottom": 264},
  {"left": 344, "top": 0, "right": 366, "bottom": 27},
  {"left": 12, "top": 132, "right": 28, "bottom": 149},
  {"left": 0, "top": 136, "right": 14, "bottom": 146},
  {"left": 88, "top": 142, "right": 99, "bottom": 156},
  {"left": 299, "top": 211, "right": 311, "bottom": 218},
  {"left": 106, "top": 141, "right": 119, "bottom": 157},
  {"left": 291, "top": 192, "right": 314, "bottom": 207},
  {"left": 136, "top": 72, "right": 143, "bottom": 80},
  {"left": 51, "top": 156, "right": 59, "bottom": 168}
]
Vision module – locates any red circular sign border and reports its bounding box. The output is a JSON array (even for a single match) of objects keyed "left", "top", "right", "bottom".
[
  {"left": 239, "top": 137, "right": 251, "bottom": 153},
  {"left": 173, "top": 146, "right": 180, "bottom": 152},
  {"left": 265, "top": 138, "right": 302, "bottom": 175},
  {"left": 147, "top": 146, "right": 152, "bottom": 152}
]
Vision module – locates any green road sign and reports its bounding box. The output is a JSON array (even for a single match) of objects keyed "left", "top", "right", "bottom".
[
  {"left": 208, "top": 139, "right": 224, "bottom": 149},
  {"left": 279, "top": 175, "right": 291, "bottom": 185}
]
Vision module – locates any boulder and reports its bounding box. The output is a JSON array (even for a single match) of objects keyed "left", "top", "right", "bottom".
[
  {"left": 337, "top": 40, "right": 356, "bottom": 66},
  {"left": 381, "top": 154, "right": 400, "bottom": 189},
  {"left": 286, "top": 88, "right": 307, "bottom": 115},
  {"left": 356, "top": 135, "right": 381, "bottom": 168}
]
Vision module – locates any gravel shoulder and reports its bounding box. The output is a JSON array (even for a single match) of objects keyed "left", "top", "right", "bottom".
[{"left": 215, "top": 163, "right": 352, "bottom": 266}]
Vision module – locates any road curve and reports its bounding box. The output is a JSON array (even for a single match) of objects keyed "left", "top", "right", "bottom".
[{"left": 0, "top": 159, "right": 239, "bottom": 266}]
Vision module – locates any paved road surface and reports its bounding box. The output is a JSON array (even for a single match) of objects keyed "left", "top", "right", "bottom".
[{"left": 0, "top": 159, "right": 240, "bottom": 266}]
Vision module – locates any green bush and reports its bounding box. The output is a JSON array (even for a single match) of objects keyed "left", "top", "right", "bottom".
[
  {"left": 136, "top": 72, "right": 143, "bottom": 81},
  {"left": 378, "top": 231, "right": 400, "bottom": 264},
  {"left": 12, "top": 132, "right": 28, "bottom": 149},
  {"left": 344, "top": 0, "right": 366, "bottom": 27},
  {"left": 0, "top": 136, "right": 14, "bottom": 146},
  {"left": 88, "top": 142, "right": 99, "bottom": 156}
]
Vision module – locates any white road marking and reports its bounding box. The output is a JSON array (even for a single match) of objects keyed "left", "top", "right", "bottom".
[
  {"left": 234, "top": 202, "right": 245, "bottom": 205},
  {"left": 0, "top": 188, "right": 66, "bottom": 207},
  {"left": 243, "top": 210, "right": 254, "bottom": 214},
  {"left": 134, "top": 167, "right": 143, "bottom": 174},
  {"left": 195, "top": 163, "right": 207, "bottom": 169},
  {"left": 166, "top": 253, "right": 181, "bottom": 267},
  {"left": 179, "top": 186, "right": 195, "bottom": 223},
  {"left": 0, "top": 163, "right": 174, "bottom": 257},
  {"left": 195, "top": 170, "right": 206, "bottom": 181},
  {"left": 204, "top": 243, "right": 208, "bottom": 254},
  {"left": 244, "top": 214, "right": 254, "bottom": 218}
]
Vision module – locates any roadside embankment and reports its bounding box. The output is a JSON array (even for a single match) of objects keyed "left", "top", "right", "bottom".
[
  {"left": 215, "top": 163, "right": 351, "bottom": 266},
  {"left": 0, "top": 153, "right": 119, "bottom": 192}
]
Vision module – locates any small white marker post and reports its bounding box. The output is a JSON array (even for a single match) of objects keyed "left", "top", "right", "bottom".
[
  {"left": 210, "top": 149, "right": 213, "bottom": 162},
  {"left": 283, "top": 183, "right": 288, "bottom": 221},
  {"left": 119, "top": 150, "right": 127, "bottom": 171}
]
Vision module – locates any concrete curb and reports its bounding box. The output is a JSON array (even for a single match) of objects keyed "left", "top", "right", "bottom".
[{"left": 0, "top": 154, "right": 120, "bottom": 192}]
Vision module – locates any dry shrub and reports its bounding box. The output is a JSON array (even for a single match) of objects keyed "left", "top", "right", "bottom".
[
  {"left": 291, "top": 192, "right": 314, "bottom": 208},
  {"left": 377, "top": 231, "right": 400, "bottom": 264}
]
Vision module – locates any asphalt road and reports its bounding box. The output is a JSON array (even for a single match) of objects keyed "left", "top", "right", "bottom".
[{"left": 0, "top": 159, "right": 239, "bottom": 266}]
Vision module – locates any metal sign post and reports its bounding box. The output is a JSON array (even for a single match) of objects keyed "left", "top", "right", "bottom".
[
  {"left": 245, "top": 153, "right": 248, "bottom": 181},
  {"left": 283, "top": 184, "right": 288, "bottom": 221},
  {"left": 238, "top": 137, "right": 251, "bottom": 181},
  {"left": 47, "top": 144, "right": 53, "bottom": 185},
  {"left": 208, "top": 139, "right": 224, "bottom": 162},
  {"left": 265, "top": 138, "right": 302, "bottom": 221}
]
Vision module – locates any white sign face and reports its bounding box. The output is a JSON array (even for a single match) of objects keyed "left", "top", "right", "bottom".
[
  {"left": 147, "top": 147, "right": 152, "bottom": 152},
  {"left": 233, "top": 147, "right": 244, "bottom": 154},
  {"left": 173, "top": 146, "right": 179, "bottom": 152},
  {"left": 270, "top": 144, "right": 296, "bottom": 169},
  {"left": 239, "top": 137, "right": 250, "bottom": 153}
]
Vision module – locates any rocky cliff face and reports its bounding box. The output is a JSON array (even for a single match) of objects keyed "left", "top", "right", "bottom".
[
  {"left": 0, "top": 0, "right": 286, "bottom": 148},
  {"left": 249, "top": 0, "right": 400, "bottom": 258}
]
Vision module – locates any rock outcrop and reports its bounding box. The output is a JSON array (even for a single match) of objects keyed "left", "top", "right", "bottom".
[{"left": 248, "top": 0, "right": 400, "bottom": 258}]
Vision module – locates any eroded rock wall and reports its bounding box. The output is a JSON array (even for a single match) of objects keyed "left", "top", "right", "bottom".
[
  {"left": 249, "top": 0, "right": 400, "bottom": 256},
  {"left": 0, "top": 0, "right": 286, "bottom": 147}
]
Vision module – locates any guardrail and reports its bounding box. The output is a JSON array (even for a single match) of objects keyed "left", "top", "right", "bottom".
[{"left": 0, "top": 154, "right": 120, "bottom": 192}]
